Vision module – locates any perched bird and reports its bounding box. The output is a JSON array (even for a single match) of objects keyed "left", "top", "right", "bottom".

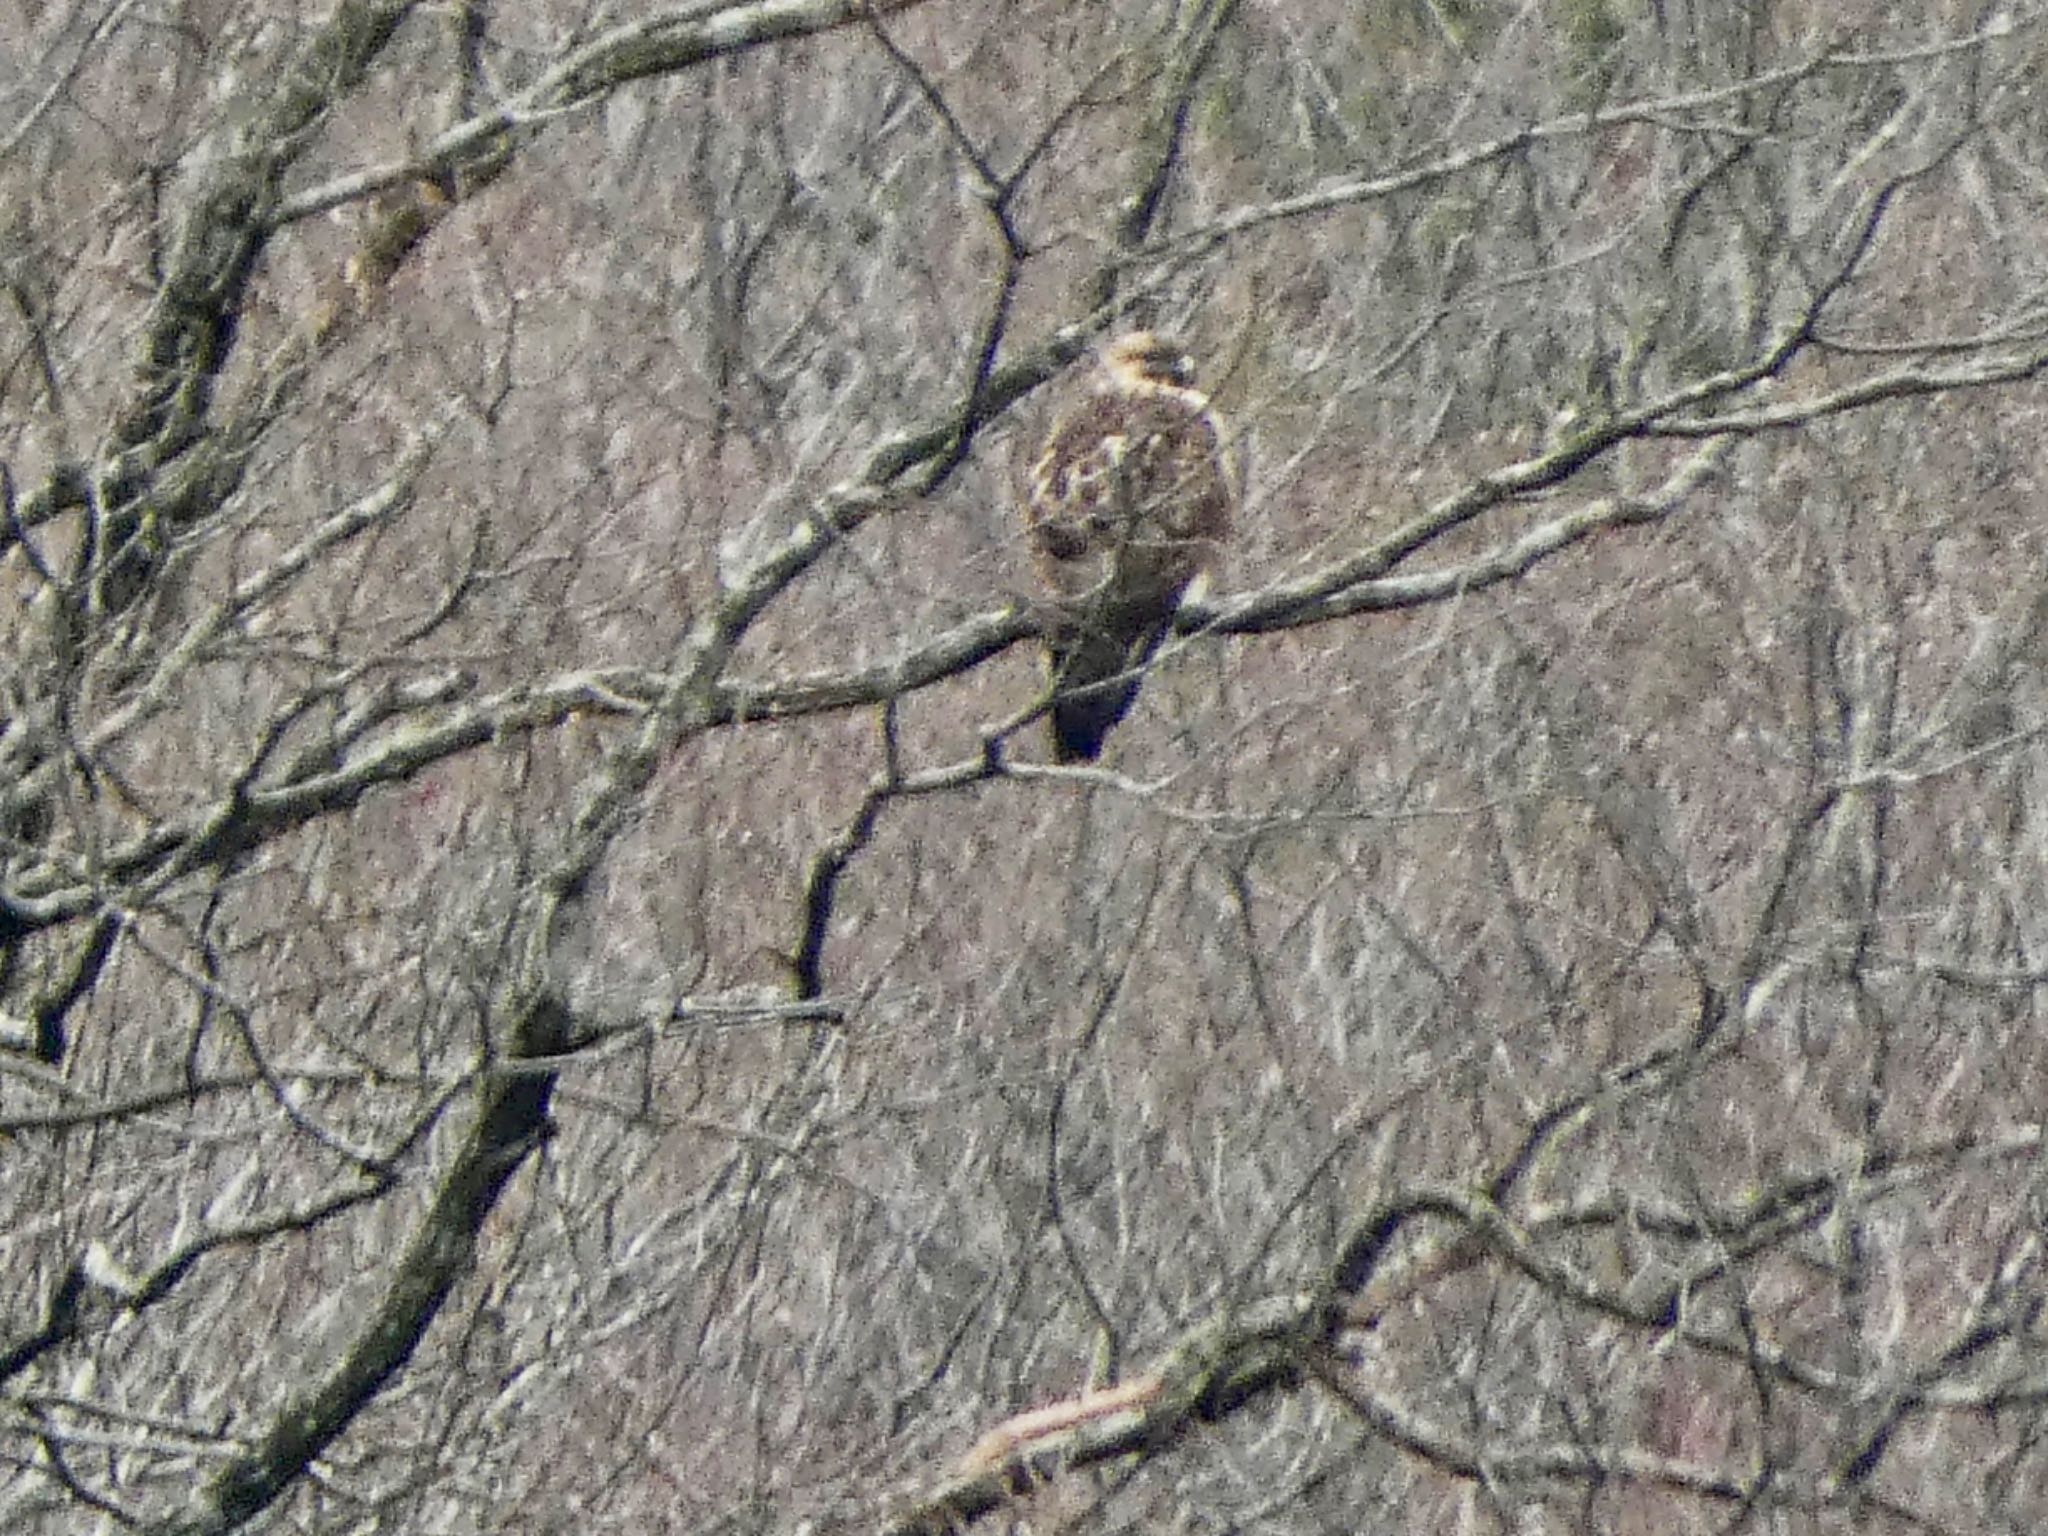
[{"left": 1024, "top": 331, "right": 1234, "bottom": 761}]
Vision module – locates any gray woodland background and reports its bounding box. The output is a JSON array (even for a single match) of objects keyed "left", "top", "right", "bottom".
[{"left": 5, "top": 1, "right": 2048, "bottom": 1532}]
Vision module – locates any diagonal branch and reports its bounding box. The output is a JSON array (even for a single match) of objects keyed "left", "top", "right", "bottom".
[{"left": 880, "top": 1295, "right": 1313, "bottom": 1536}]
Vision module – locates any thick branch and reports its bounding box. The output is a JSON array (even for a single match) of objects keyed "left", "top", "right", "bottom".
[
  {"left": 163, "top": 1044, "right": 547, "bottom": 1534},
  {"left": 881, "top": 1295, "right": 1313, "bottom": 1536},
  {"left": 276, "top": 0, "right": 941, "bottom": 227},
  {"left": 120, "top": 2, "right": 417, "bottom": 461}
]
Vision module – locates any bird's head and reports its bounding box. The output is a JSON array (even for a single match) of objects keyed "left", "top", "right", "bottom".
[{"left": 1102, "top": 331, "right": 1197, "bottom": 392}]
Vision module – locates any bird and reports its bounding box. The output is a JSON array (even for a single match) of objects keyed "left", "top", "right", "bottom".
[{"left": 1023, "top": 331, "right": 1234, "bottom": 762}]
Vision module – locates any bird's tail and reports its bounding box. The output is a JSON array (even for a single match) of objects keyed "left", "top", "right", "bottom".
[{"left": 1047, "top": 615, "right": 1172, "bottom": 762}]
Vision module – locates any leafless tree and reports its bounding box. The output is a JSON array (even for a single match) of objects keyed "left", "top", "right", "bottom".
[{"left": 6, "top": 3, "right": 2048, "bottom": 1532}]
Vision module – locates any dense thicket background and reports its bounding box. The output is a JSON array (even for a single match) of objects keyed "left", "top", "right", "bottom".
[{"left": 6, "top": 2, "right": 2048, "bottom": 1531}]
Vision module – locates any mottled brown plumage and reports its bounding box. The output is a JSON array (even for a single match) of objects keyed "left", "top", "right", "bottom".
[{"left": 1024, "top": 333, "right": 1233, "bottom": 761}]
